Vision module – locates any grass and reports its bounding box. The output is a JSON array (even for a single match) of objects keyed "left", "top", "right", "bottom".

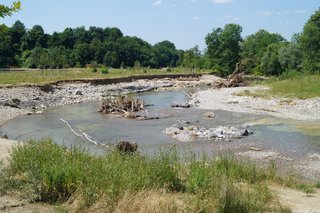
[
  {"left": 0, "top": 139, "right": 313, "bottom": 212},
  {"left": 266, "top": 73, "right": 320, "bottom": 99},
  {"left": 236, "top": 72, "right": 320, "bottom": 99},
  {"left": 0, "top": 68, "right": 211, "bottom": 85}
]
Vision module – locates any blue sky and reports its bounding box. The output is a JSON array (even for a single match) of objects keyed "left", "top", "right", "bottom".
[{"left": 1, "top": 0, "right": 320, "bottom": 50}]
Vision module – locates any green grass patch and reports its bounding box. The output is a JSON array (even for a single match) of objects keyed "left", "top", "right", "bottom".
[
  {"left": 236, "top": 73, "right": 320, "bottom": 99},
  {"left": 0, "top": 68, "right": 211, "bottom": 85},
  {"left": 266, "top": 73, "right": 320, "bottom": 99},
  {"left": 0, "top": 139, "right": 310, "bottom": 212}
]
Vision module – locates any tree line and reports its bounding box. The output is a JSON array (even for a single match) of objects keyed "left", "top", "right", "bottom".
[{"left": 0, "top": 7, "right": 319, "bottom": 76}]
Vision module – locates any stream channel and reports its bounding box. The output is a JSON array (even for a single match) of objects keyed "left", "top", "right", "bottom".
[{"left": 1, "top": 89, "right": 320, "bottom": 157}]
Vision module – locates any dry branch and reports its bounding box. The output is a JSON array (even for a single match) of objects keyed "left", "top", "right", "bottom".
[{"left": 60, "top": 118, "right": 109, "bottom": 149}]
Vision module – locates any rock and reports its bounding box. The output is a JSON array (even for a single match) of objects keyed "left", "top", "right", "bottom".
[
  {"left": 165, "top": 124, "right": 253, "bottom": 142},
  {"left": 26, "top": 112, "right": 33, "bottom": 115},
  {"left": 39, "top": 84, "right": 55, "bottom": 93},
  {"left": 0, "top": 134, "right": 8, "bottom": 139},
  {"left": 165, "top": 124, "right": 184, "bottom": 135},
  {"left": 241, "top": 129, "right": 253, "bottom": 137},
  {"left": 204, "top": 111, "right": 215, "bottom": 119},
  {"left": 35, "top": 111, "right": 43, "bottom": 115},
  {"left": 171, "top": 102, "right": 191, "bottom": 108},
  {"left": 174, "top": 131, "right": 195, "bottom": 142},
  {"left": 4, "top": 99, "right": 20, "bottom": 108},
  {"left": 75, "top": 90, "right": 83, "bottom": 96},
  {"left": 116, "top": 141, "right": 138, "bottom": 154}
]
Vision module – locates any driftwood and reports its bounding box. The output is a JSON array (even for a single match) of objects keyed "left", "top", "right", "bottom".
[
  {"left": 60, "top": 118, "right": 110, "bottom": 149},
  {"left": 98, "top": 96, "right": 144, "bottom": 114},
  {"left": 215, "top": 63, "right": 247, "bottom": 88},
  {"left": 123, "top": 110, "right": 172, "bottom": 121}
]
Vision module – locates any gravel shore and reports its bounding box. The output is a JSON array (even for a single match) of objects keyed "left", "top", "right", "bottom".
[
  {"left": 190, "top": 86, "right": 320, "bottom": 121},
  {"left": 0, "top": 79, "right": 177, "bottom": 127}
]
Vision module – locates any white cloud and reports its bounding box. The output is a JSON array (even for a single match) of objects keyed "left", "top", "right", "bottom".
[
  {"left": 285, "top": 10, "right": 308, "bottom": 14},
  {"left": 259, "top": 10, "right": 275, "bottom": 16},
  {"left": 152, "top": 0, "right": 162, "bottom": 7},
  {"left": 192, "top": 16, "right": 200, "bottom": 21},
  {"left": 212, "top": 0, "right": 232, "bottom": 4}
]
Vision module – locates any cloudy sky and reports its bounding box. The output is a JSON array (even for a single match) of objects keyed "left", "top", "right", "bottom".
[{"left": 2, "top": 0, "right": 320, "bottom": 50}]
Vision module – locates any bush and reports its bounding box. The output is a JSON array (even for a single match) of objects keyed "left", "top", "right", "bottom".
[
  {"left": 91, "top": 67, "right": 97, "bottom": 73},
  {"left": 101, "top": 67, "right": 109, "bottom": 74}
]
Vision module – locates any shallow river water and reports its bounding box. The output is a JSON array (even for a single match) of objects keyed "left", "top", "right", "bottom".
[{"left": 1, "top": 90, "right": 320, "bottom": 156}]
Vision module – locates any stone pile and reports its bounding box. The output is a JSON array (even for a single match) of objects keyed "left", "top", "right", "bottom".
[{"left": 165, "top": 124, "right": 252, "bottom": 142}]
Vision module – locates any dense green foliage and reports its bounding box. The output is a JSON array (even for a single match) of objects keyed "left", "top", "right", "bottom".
[
  {"left": 300, "top": 8, "right": 320, "bottom": 72},
  {"left": 1, "top": 7, "right": 320, "bottom": 77},
  {"left": 0, "top": 22, "right": 182, "bottom": 70},
  {"left": 0, "top": 139, "right": 301, "bottom": 212},
  {"left": 205, "top": 24, "right": 243, "bottom": 76}
]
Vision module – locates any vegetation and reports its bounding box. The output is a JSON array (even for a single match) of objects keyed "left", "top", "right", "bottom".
[
  {"left": 0, "top": 68, "right": 210, "bottom": 85},
  {"left": 2, "top": 139, "right": 311, "bottom": 212},
  {"left": 1, "top": 8, "right": 320, "bottom": 78},
  {"left": 236, "top": 72, "right": 320, "bottom": 99},
  {"left": 0, "top": 1, "right": 21, "bottom": 18},
  {"left": 266, "top": 72, "right": 320, "bottom": 98}
]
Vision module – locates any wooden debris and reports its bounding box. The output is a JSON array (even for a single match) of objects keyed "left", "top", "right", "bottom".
[
  {"left": 215, "top": 63, "right": 248, "bottom": 88},
  {"left": 98, "top": 95, "right": 145, "bottom": 114},
  {"left": 249, "top": 147, "right": 262, "bottom": 152}
]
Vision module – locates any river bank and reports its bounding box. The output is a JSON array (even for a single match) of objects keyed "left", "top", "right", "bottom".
[{"left": 190, "top": 86, "right": 320, "bottom": 121}]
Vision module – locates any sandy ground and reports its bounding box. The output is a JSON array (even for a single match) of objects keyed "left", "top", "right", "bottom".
[{"left": 0, "top": 138, "right": 18, "bottom": 164}]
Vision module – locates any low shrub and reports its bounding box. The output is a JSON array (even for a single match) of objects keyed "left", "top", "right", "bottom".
[{"left": 101, "top": 67, "right": 109, "bottom": 74}]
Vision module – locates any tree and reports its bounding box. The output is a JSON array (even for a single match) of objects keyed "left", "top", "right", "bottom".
[
  {"left": 278, "top": 42, "right": 303, "bottom": 71},
  {"left": 181, "top": 46, "right": 203, "bottom": 69},
  {"left": 299, "top": 8, "right": 320, "bottom": 73},
  {"left": 0, "top": 1, "right": 21, "bottom": 18},
  {"left": 205, "top": 24, "right": 242, "bottom": 76},
  {"left": 261, "top": 43, "right": 283, "bottom": 76},
  {"left": 241, "top": 29, "right": 284, "bottom": 74},
  {"left": 152, "top": 40, "right": 179, "bottom": 68},
  {"left": 27, "top": 25, "right": 46, "bottom": 49},
  {"left": 0, "top": 29, "right": 14, "bottom": 67},
  {"left": 73, "top": 43, "right": 94, "bottom": 67}
]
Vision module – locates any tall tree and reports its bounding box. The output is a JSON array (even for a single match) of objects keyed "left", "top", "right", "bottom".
[
  {"left": 0, "top": 28, "right": 14, "bottom": 67},
  {"left": 27, "top": 25, "right": 47, "bottom": 49},
  {"left": 299, "top": 8, "right": 320, "bottom": 73},
  {"left": 152, "top": 40, "right": 179, "bottom": 68},
  {"left": 241, "top": 29, "right": 284, "bottom": 74},
  {"left": 205, "top": 24, "right": 242, "bottom": 76}
]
